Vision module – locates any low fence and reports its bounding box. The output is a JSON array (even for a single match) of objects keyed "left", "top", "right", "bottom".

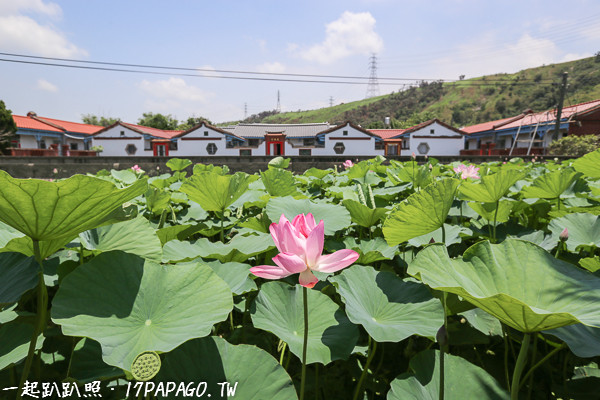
[{"left": 0, "top": 154, "right": 573, "bottom": 179}]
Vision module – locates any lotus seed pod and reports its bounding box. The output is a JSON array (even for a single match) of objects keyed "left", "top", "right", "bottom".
[{"left": 131, "top": 351, "right": 161, "bottom": 381}]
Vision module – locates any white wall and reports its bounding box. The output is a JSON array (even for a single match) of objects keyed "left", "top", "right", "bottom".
[
  {"left": 92, "top": 126, "right": 152, "bottom": 157},
  {"left": 312, "top": 124, "right": 384, "bottom": 156},
  {"left": 177, "top": 125, "right": 239, "bottom": 156},
  {"left": 408, "top": 122, "right": 464, "bottom": 156}
]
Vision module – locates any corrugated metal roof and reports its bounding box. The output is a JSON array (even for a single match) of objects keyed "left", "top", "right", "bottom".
[{"left": 229, "top": 123, "right": 331, "bottom": 138}]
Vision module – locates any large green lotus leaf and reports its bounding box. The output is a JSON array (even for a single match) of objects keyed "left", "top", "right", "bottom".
[
  {"left": 468, "top": 200, "right": 514, "bottom": 223},
  {"left": 261, "top": 168, "right": 300, "bottom": 197},
  {"left": 268, "top": 156, "right": 291, "bottom": 169},
  {"left": 0, "top": 252, "right": 38, "bottom": 306},
  {"left": 110, "top": 169, "right": 137, "bottom": 185},
  {"left": 548, "top": 213, "right": 600, "bottom": 251},
  {"left": 387, "top": 350, "right": 508, "bottom": 400},
  {"left": 545, "top": 324, "right": 600, "bottom": 358},
  {"left": 0, "top": 221, "right": 24, "bottom": 248},
  {"left": 251, "top": 281, "right": 358, "bottom": 365},
  {"left": 69, "top": 338, "right": 122, "bottom": 383},
  {"left": 166, "top": 158, "right": 193, "bottom": 172},
  {"left": 156, "top": 336, "right": 297, "bottom": 399},
  {"left": 460, "top": 308, "right": 503, "bottom": 337},
  {"left": 52, "top": 251, "right": 233, "bottom": 370},
  {"left": 304, "top": 167, "right": 330, "bottom": 180},
  {"left": 383, "top": 179, "right": 459, "bottom": 245},
  {"left": 329, "top": 266, "right": 444, "bottom": 342},
  {"left": 408, "top": 240, "right": 600, "bottom": 332},
  {"left": 0, "top": 171, "right": 147, "bottom": 241},
  {"left": 0, "top": 304, "right": 18, "bottom": 324},
  {"left": 580, "top": 257, "right": 600, "bottom": 273},
  {"left": 79, "top": 217, "right": 162, "bottom": 262},
  {"left": 180, "top": 171, "right": 255, "bottom": 212},
  {"left": 522, "top": 168, "right": 581, "bottom": 199},
  {"left": 266, "top": 196, "right": 351, "bottom": 235},
  {"left": 156, "top": 224, "right": 206, "bottom": 245},
  {"left": 330, "top": 237, "right": 397, "bottom": 264},
  {"left": 0, "top": 322, "right": 45, "bottom": 370},
  {"left": 162, "top": 233, "right": 274, "bottom": 263},
  {"left": 145, "top": 187, "right": 171, "bottom": 215},
  {"left": 177, "top": 201, "right": 209, "bottom": 223},
  {"left": 573, "top": 149, "right": 600, "bottom": 178},
  {"left": 0, "top": 235, "right": 77, "bottom": 260},
  {"left": 205, "top": 260, "right": 257, "bottom": 295},
  {"left": 407, "top": 223, "right": 471, "bottom": 247},
  {"left": 458, "top": 169, "right": 524, "bottom": 203},
  {"left": 342, "top": 199, "right": 388, "bottom": 228}
]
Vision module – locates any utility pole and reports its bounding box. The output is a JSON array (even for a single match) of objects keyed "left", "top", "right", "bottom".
[
  {"left": 365, "top": 54, "right": 380, "bottom": 99},
  {"left": 329, "top": 96, "right": 334, "bottom": 107},
  {"left": 244, "top": 103, "right": 247, "bottom": 120},
  {"left": 552, "top": 72, "right": 568, "bottom": 138}
]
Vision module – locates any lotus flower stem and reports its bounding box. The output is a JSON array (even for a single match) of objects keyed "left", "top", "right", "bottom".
[
  {"left": 526, "top": 334, "right": 538, "bottom": 400},
  {"left": 519, "top": 342, "right": 566, "bottom": 389},
  {"left": 511, "top": 333, "right": 532, "bottom": 400},
  {"left": 300, "top": 285, "right": 309, "bottom": 400},
  {"left": 18, "top": 240, "right": 48, "bottom": 400},
  {"left": 493, "top": 200, "right": 499, "bottom": 242},
  {"left": 353, "top": 336, "right": 377, "bottom": 400},
  {"left": 502, "top": 325, "right": 511, "bottom": 392}
]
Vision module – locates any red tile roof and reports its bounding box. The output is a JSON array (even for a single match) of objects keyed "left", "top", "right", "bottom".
[
  {"left": 461, "top": 115, "right": 526, "bottom": 134},
  {"left": 120, "top": 122, "right": 183, "bottom": 139},
  {"left": 13, "top": 115, "right": 63, "bottom": 132},
  {"left": 35, "top": 116, "right": 103, "bottom": 135},
  {"left": 13, "top": 114, "right": 102, "bottom": 135},
  {"left": 368, "top": 129, "right": 407, "bottom": 139}
]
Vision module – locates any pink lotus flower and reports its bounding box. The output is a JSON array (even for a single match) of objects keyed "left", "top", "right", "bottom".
[
  {"left": 250, "top": 214, "right": 359, "bottom": 288},
  {"left": 559, "top": 227, "right": 569, "bottom": 242},
  {"left": 343, "top": 160, "right": 354, "bottom": 169},
  {"left": 453, "top": 164, "right": 480, "bottom": 179},
  {"left": 131, "top": 165, "right": 141, "bottom": 172},
  {"left": 411, "top": 152, "right": 416, "bottom": 159}
]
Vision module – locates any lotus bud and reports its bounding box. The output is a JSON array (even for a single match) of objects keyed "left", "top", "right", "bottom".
[
  {"left": 559, "top": 228, "right": 568, "bottom": 242},
  {"left": 411, "top": 152, "right": 416, "bottom": 159},
  {"left": 436, "top": 325, "right": 448, "bottom": 347}
]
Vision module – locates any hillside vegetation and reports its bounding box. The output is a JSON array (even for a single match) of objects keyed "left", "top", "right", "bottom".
[{"left": 238, "top": 56, "right": 600, "bottom": 128}]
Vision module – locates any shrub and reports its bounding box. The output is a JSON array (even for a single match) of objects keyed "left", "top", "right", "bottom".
[{"left": 548, "top": 134, "right": 600, "bottom": 157}]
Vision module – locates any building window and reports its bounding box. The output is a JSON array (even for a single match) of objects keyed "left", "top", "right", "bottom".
[
  {"left": 417, "top": 142, "right": 430, "bottom": 155},
  {"left": 430, "top": 129, "right": 435, "bottom": 134},
  {"left": 39, "top": 140, "right": 46, "bottom": 149},
  {"left": 240, "top": 149, "right": 252, "bottom": 156},
  {"left": 70, "top": 143, "right": 78, "bottom": 150},
  {"left": 333, "top": 142, "right": 345, "bottom": 154},
  {"left": 343, "top": 130, "right": 348, "bottom": 136},
  {"left": 206, "top": 143, "right": 217, "bottom": 155},
  {"left": 387, "top": 144, "right": 399, "bottom": 155},
  {"left": 204, "top": 131, "right": 209, "bottom": 136},
  {"left": 303, "top": 138, "right": 315, "bottom": 146},
  {"left": 120, "top": 130, "right": 125, "bottom": 136},
  {"left": 125, "top": 144, "right": 137, "bottom": 155},
  {"left": 144, "top": 139, "right": 152, "bottom": 150},
  {"left": 402, "top": 140, "right": 410, "bottom": 150},
  {"left": 375, "top": 141, "right": 384, "bottom": 150},
  {"left": 169, "top": 141, "right": 178, "bottom": 151},
  {"left": 299, "top": 149, "right": 312, "bottom": 156}
]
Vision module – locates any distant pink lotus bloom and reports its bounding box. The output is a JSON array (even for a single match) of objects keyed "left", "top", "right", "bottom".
[
  {"left": 131, "top": 165, "right": 141, "bottom": 172},
  {"left": 559, "top": 227, "right": 569, "bottom": 241},
  {"left": 411, "top": 152, "right": 416, "bottom": 159},
  {"left": 250, "top": 213, "right": 359, "bottom": 288},
  {"left": 453, "top": 164, "right": 480, "bottom": 179},
  {"left": 52, "top": 168, "right": 58, "bottom": 174},
  {"left": 343, "top": 160, "right": 354, "bottom": 169}
]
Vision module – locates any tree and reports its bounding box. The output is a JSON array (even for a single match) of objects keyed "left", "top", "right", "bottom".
[
  {"left": 81, "top": 114, "right": 120, "bottom": 127},
  {"left": 138, "top": 112, "right": 179, "bottom": 130},
  {"left": 548, "top": 135, "right": 600, "bottom": 157},
  {"left": 0, "top": 100, "right": 17, "bottom": 155},
  {"left": 178, "top": 116, "right": 213, "bottom": 131}
]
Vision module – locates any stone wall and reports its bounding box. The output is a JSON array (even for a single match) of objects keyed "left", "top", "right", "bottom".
[{"left": 0, "top": 155, "right": 572, "bottom": 179}]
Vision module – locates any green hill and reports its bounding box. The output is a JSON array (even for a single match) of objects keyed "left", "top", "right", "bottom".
[{"left": 236, "top": 56, "right": 600, "bottom": 128}]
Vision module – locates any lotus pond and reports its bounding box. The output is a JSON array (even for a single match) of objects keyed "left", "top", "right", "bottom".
[{"left": 1, "top": 150, "right": 600, "bottom": 399}]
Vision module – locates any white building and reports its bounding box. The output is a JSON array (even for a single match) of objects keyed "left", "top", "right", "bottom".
[
  {"left": 370, "top": 119, "right": 466, "bottom": 156},
  {"left": 91, "top": 122, "right": 183, "bottom": 157},
  {"left": 173, "top": 122, "right": 244, "bottom": 156}
]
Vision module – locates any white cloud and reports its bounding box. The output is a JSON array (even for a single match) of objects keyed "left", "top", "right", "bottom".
[
  {"left": 0, "top": 0, "right": 62, "bottom": 18},
  {"left": 37, "top": 78, "right": 58, "bottom": 92},
  {"left": 0, "top": 14, "right": 87, "bottom": 57},
  {"left": 139, "top": 78, "right": 212, "bottom": 103},
  {"left": 292, "top": 11, "right": 384, "bottom": 64},
  {"left": 257, "top": 62, "right": 286, "bottom": 74},
  {"left": 430, "top": 33, "right": 581, "bottom": 79}
]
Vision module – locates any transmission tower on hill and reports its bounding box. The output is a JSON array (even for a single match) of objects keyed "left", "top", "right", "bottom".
[
  {"left": 276, "top": 90, "right": 281, "bottom": 113},
  {"left": 365, "top": 54, "right": 380, "bottom": 99}
]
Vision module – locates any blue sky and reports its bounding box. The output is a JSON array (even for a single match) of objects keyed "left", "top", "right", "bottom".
[{"left": 1, "top": 0, "right": 599, "bottom": 124}]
